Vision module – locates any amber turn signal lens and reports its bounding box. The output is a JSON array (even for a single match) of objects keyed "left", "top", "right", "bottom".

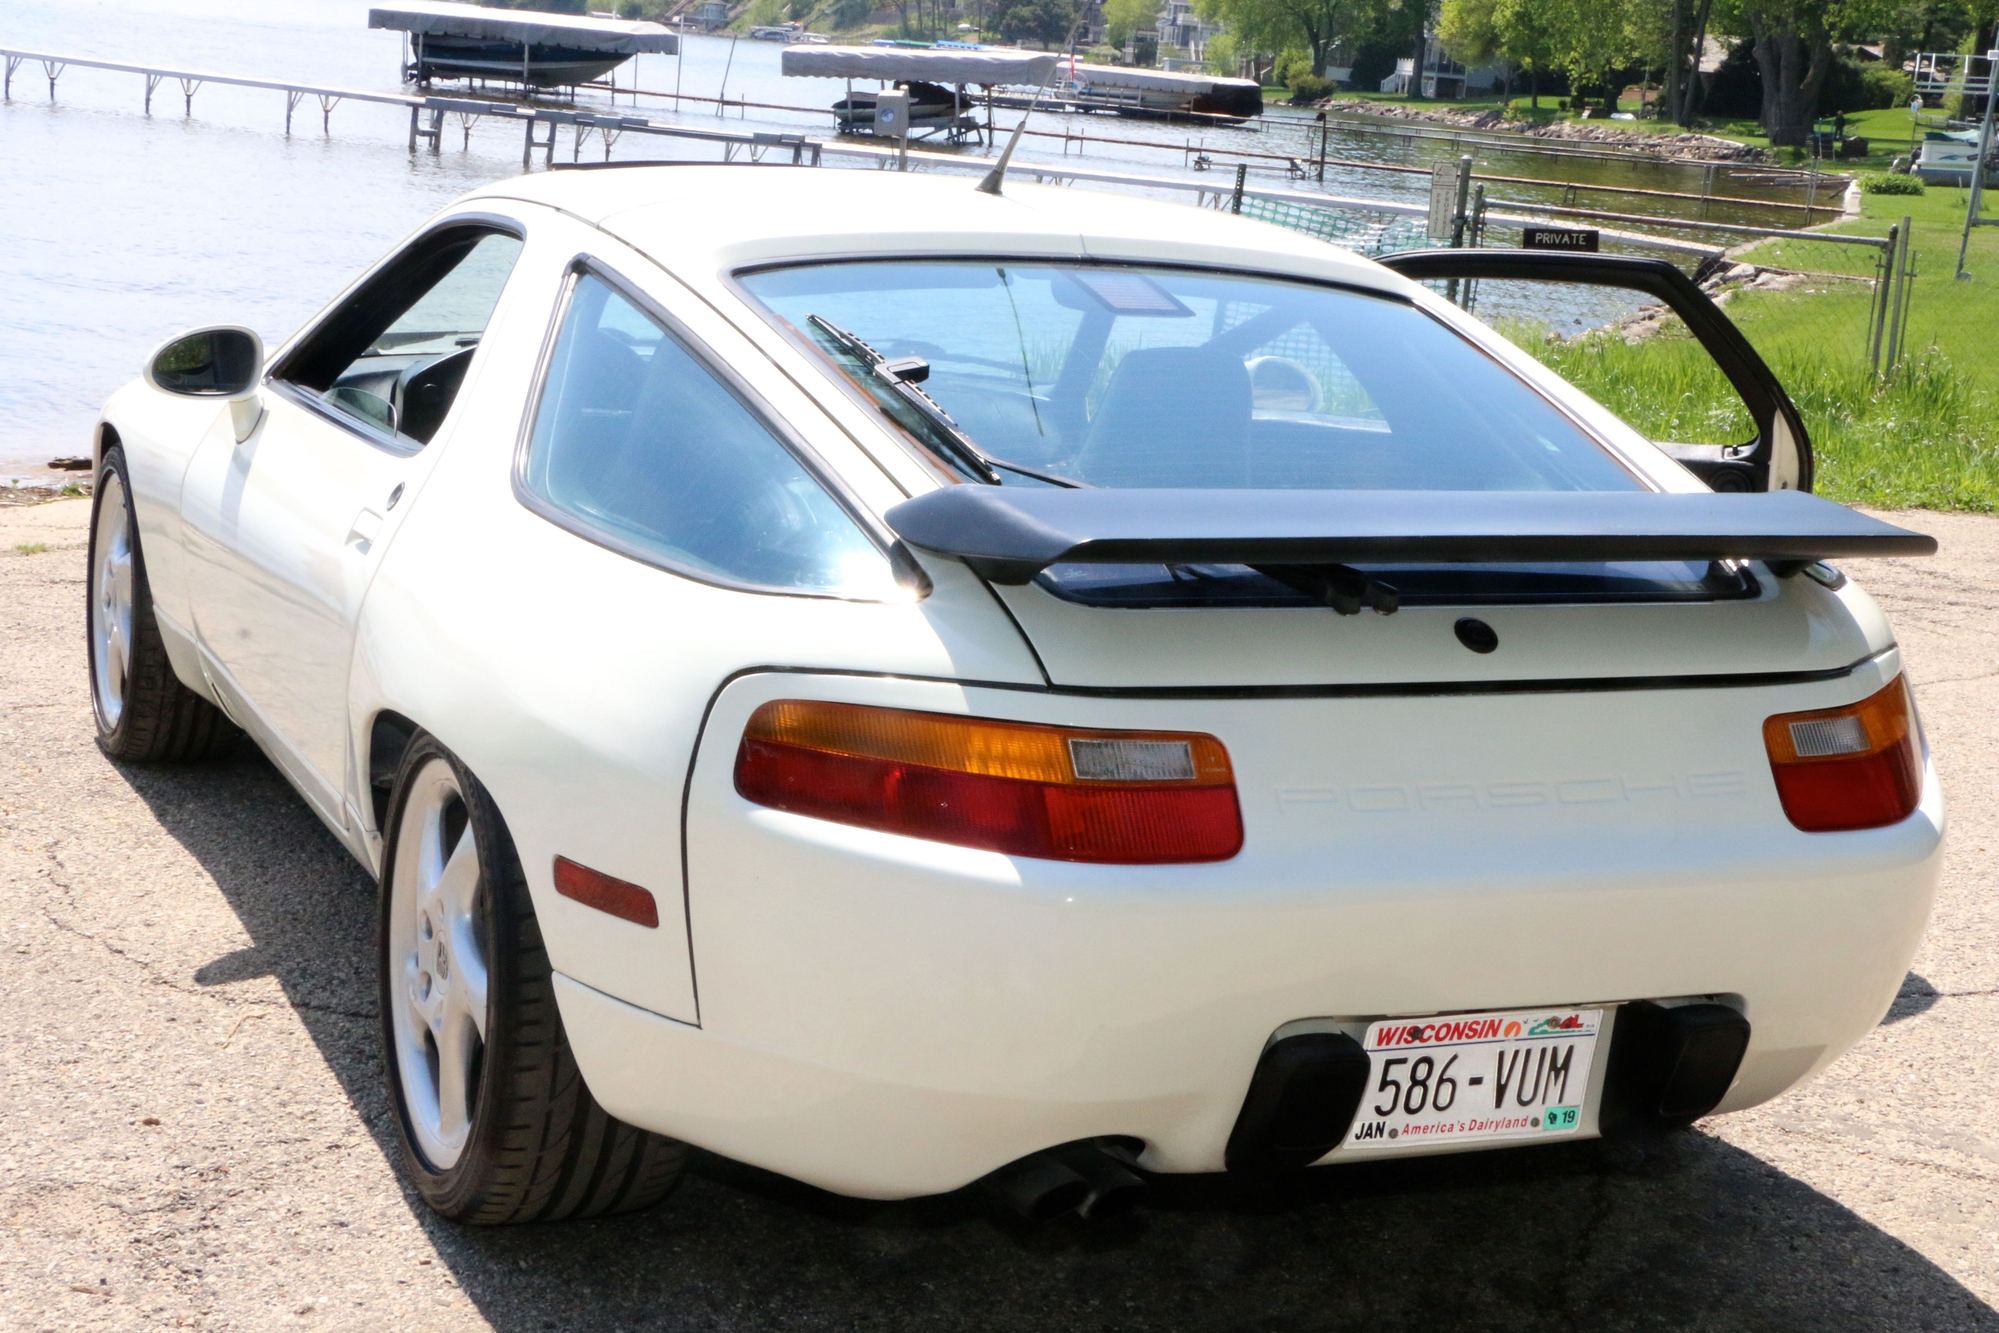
[
  {"left": 734, "top": 701, "right": 1242, "bottom": 863},
  {"left": 1762, "top": 676, "right": 1922, "bottom": 832}
]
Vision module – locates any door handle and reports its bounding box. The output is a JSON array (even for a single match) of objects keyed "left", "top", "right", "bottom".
[{"left": 348, "top": 507, "right": 384, "bottom": 549}]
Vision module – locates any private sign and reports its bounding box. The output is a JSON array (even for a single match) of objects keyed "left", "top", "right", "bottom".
[{"left": 1522, "top": 227, "right": 1601, "bottom": 251}]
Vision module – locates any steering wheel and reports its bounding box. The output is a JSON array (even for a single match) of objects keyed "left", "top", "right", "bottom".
[{"left": 1244, "top": 355, "right": 1323, "bottom": 414}]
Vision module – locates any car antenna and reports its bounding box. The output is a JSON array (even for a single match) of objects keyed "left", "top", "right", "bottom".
[{"left": 976, "top": 22, "right": 1081, "bottom": 196}]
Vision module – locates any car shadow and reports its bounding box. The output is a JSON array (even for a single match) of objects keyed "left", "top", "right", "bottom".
[
  {"left": 122, "top": 748, "right": 1998, "bottom": 1333},
  {"left": 1885, "top": 971, "right": 1943, "bottom": 1024}
]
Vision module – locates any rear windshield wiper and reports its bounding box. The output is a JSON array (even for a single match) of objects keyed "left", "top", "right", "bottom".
[
  {"left": 807, "top": 314, "right": 1003, "bottom": 484},
  {"left": 804, "top": 315, "right": 1080, "bottom": 489}
]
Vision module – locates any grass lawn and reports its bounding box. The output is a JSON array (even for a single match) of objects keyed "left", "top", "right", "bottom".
[{"left": 1528, "top": 186, "right": 1999, "bottom": 511}]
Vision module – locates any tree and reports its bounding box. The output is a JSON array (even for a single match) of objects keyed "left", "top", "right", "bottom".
[
  {"left": 1103, "top": 0, "right": 1156, "bottom": 47},
  {"left": 1437, "top": 0, "right": 1557, "bottom": 104},
  {"left": 994, "top": 0, "right": 1078, "bottom": 46},
  {"left": 1745, "top": 4, "right": 1837, "bottom": 145},
  {"left": 1195, "top": 0, "right": 1386, "bottom": 76},
  {"left": 1724, "top": 0, "right": 1899, "bottom": 146}
]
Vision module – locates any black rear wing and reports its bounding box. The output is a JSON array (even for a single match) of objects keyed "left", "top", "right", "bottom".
[{"left": 884, "top": 488, "right": 1936, "bottom": 585}]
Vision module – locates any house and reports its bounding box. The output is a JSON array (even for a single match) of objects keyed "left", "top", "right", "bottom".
[
  {"left": 1380, "top": 36, "right": 1502, "bottom": 97},
  {"left": 1154, "top": 0, "right": 1221, "bottom": 58}
]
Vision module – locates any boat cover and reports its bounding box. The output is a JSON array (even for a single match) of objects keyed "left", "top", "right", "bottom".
[
  {"left": 885, "top": 487, "right": 1937, "bottom": 584},
  {"left": 369, "top": 2, "right": 679, "bottom": 54},
  {"left": 783, "top": 45, "right": 1057, "bottom": 84},
  {"left": 1071, "top": 63, "right": 1261, "bottom": 95}
]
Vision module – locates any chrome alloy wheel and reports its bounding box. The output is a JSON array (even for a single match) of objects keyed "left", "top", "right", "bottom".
[
  {"left": 388, "top": 758, "right": 491, "bottom": 1170},
  {"left": 89, "top": 469, "right": 136, "bottom": 733}
]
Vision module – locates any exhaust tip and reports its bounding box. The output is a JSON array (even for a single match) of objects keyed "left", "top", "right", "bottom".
[{"left": 984, "top": 1154, "right": 1090, "bottom": 1222}]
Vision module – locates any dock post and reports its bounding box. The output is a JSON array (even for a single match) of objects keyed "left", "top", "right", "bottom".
[
  {"left": 42, "top": 60, "right": 66, "bottom": 101},
  {"left": 318, "top": 94, "right": 339, "bottom": 133},
  {"left": 1230, "top": 163, "right": 1246, "bottom": 214},
  {"left": 178, "top": 76, "right": 200, "bottom": 116},
  {"left": 3, "top": 53, "right": 19, "bottom": 100},
  {"left": 144, "top": 72, "right": 161, "bottom": 114},
  {"left": 409, "top": 105, "right": 420, "bottom": 152},
  {"left": 285, "top": 89, "right": 304, "bottom": 135},
  {"left": 1316, "top": 110, "right": 1327, "bottom": 184}
]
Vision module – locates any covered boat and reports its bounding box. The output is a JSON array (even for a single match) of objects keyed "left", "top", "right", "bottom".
[
  {"left": 782, "top": 45, "right": 1059, "bottom": 142},
  {"left": 1043, "top": 63, "right": 1263, "bottom": 122},
  {"left": 369, "top": 1, "right": 678, "bottom": 89}
]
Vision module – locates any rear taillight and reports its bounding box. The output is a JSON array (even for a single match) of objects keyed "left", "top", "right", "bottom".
[
  {"left": 734, "top": 701, "right": 1242, "bottom": 863},
  {"left": 1763, "top": 676, "right": 1922, "bottom": 832}
]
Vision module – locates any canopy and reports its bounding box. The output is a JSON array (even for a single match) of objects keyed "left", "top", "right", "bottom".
[
  {"left": 1071, "top": 63, "right": 1260, "bottom": 95},
  {"left": 783, "top": 45, "right": 1058, "bottom": 85},
  {"left": 369, "top": 2, "right": 679, "bottom": 54}
]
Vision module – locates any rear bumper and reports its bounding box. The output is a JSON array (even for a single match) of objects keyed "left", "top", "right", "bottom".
[{"left": 558, "top": 688, "right": 1944, "bottom": 1197}]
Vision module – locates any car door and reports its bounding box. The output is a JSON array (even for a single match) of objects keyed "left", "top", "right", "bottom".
[
  {"left": 1377, "top": 250, "right": 1811, "bottom": 494},
  {"left": 178, "top": 221, "right": 526, "bottom": 819}
]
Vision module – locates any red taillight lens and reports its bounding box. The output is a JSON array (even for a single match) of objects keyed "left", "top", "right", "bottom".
[
  {"left": 1763, "top": 675, "right": 1922, "bottom": 832},
  {"left": 734, "top": 701, "right": 1242, "bottom": 863}
]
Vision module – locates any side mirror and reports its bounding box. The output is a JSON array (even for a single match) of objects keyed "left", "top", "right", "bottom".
[{"left": 145, "top": 326, "right": 265, "bottom": 442}]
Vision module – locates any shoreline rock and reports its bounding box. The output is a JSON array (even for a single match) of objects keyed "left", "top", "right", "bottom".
[{"left": 1316, "top": 98, "right": 1775, "bottom": 164}]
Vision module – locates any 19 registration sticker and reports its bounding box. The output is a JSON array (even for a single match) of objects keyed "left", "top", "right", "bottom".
[{"left": 1344, "top": 1007, "right": 1603, "bottom": 1150}]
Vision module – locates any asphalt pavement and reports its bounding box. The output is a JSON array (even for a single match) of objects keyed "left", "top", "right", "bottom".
[{"left": 3, "top": 496, "right": 1995, "bottom": 1332}]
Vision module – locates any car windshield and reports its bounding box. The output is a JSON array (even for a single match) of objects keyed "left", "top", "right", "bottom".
[
  {"left": 737, "top": 260, "right": 1641, "bottom": 493},
  {"left": 739, "top": 260, "right": 1750, "bottom": 607}
]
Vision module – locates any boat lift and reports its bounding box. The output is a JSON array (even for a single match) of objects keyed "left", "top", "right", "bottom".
[
  {"left": 368, "top": 1, "right": 677, "bottom": 91},
  {"left": 1912, "top": 49, "right": 1999, "bottom": 279},
  {"left": 781, "top": 45, "right": 1057, "bottom": 146}
]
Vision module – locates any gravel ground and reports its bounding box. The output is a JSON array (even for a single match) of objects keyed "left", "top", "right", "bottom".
[{"left": 3, "top": 496, "right": 1995, "bottom": 1332}]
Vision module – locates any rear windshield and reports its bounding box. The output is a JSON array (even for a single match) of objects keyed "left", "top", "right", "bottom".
[
  {"left": 737, "top": 259, "right": 1639, "bottom": 493},
  {"left": 738, "top": 259, "right": 1748, "bottom": 606}
]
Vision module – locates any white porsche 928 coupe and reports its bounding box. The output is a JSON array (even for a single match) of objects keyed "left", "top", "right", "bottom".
[{"left": 86, "top": 165, "right": 1943, "bottom": 1224}]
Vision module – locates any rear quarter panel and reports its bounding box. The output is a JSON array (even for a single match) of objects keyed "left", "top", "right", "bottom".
[{"left": 348, "top": 219, "right": 1045, "bottom": 1024}]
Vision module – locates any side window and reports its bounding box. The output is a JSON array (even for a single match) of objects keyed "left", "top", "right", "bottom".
[
  {"left": 521, "top": 271, "right": 896, "bottom": 598},
  {"left": 273, "top": 227, "right": 523, "bottom": 448}
]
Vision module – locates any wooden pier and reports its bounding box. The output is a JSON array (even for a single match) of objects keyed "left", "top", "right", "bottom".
[{"left": 0, "top": 47, "right": 821, "bottom": 169}]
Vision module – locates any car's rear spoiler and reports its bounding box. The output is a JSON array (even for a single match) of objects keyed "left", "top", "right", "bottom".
[{"left": 884, "top": 488, "right": 1936, "bottom": 585}]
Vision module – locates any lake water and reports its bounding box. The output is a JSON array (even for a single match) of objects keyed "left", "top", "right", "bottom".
[{"left": 0, "top": 0, "right": 1818, "bottom": 474}]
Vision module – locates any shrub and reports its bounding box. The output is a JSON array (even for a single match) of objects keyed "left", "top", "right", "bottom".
[
  {"left": 1862, "top": 171, "right": 1926, "bottom": 195},
  {"left": 1287, "top": 73, "right": 1336, "bottom": 104},
  {"left": 1270, "top": 47, "right": 1314, "bottom": 91},
  {"left": 1858, "top": 64, "right": 1914, "bottom": 110}
]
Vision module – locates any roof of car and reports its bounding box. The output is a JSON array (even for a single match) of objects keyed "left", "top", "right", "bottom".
[{"left": 469, "top": 165, "right": 1408, "bottom": 292}]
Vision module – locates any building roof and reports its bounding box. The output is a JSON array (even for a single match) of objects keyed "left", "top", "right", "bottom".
[{"left": 368, "top": 2, "right": 680, "bottom": 55}]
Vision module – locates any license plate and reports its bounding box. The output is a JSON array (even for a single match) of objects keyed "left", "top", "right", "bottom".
[{"left": 1343, "top": 1007, "right": 1604, "bottom": 1151}]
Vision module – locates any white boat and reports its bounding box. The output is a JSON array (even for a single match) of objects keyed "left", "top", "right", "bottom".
[{"left": 1913, "top": 128, "right": 1999, "bottom": 185}]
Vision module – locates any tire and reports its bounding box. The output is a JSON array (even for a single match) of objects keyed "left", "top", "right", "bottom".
[
  {"left": 86, "top": 446, "right": 238, "bottom": 763},
  {"left": 378, "top": 733, "right": 688, "bottom": 1224}
]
